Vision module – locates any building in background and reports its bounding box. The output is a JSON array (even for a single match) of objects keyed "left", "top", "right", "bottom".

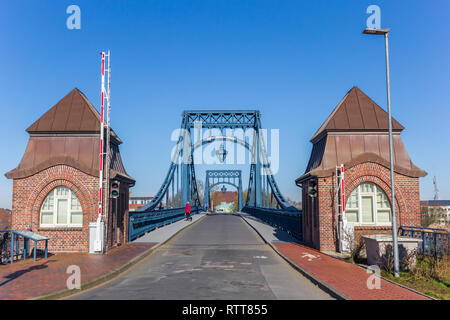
[
  {"left": 129, "top": 196, "right": 153, "bottom": 211},
  {"left": 420, "top": 200, "right": 450, "bottom": 227},
  {"left": 209, "top": 190, "right": 238, "bottom": 212},
  {"left": 0, "top": 209, "right": 11, "bottom": 231},
  {"left": 215, "top": 202, "right": 234, "bottom": 213},
  {"left": 296, "top": 86, "right": 427, "bottom": 252},
  {"left": 5, "top": 88, "right": 135, "bottom": 253}
]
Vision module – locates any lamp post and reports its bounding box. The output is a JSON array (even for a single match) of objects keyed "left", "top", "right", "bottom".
[{"left": 363, "top": 27, "right": 400, "bottom": 277}]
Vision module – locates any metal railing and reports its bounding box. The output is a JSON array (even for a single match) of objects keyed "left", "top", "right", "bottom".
[
  {"left": 242, "top": 206, "right": 302, "bottom": 240},
  {"left": 129, "top": 206, "right": 201, "bottom": 242},
  {"left": 400, "top": 225, "right": 449, "bottom": 257}
]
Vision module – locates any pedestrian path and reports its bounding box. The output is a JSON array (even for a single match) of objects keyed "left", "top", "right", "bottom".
[
  {"left": 0, "top": 243, "right": 153, "bottom": 300},
  {"left": 133, "top": 213, "right": 205, "bottom": 243},
  {"left": 239, "top": 212, "right": 430, "bottom": 300}
]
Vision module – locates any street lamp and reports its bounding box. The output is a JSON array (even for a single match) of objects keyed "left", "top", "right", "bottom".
[{"left": 363, "top": 27, "right": 400, "bottom": 277}]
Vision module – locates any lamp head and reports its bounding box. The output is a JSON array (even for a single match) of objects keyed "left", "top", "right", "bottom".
[{"left": 363, "top": 28, "right": 390, "bottom": 35}]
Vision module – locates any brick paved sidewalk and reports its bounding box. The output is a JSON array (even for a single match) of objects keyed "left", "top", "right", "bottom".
[
  {"left": 0, "top": 243, "right": 154, "bottom": 300},
  {"left": 239, "top": 212, "right": 430, "bottom": 300},
  {"left": 274, "top": 243, "right": 429, "bottom": 300}
]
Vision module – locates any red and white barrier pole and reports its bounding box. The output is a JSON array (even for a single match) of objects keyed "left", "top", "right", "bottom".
[
  {"left": 340, "top": 164, "right": 345, "bottom": 215},
  {"left": 94, "top": 52, "right": 106, "bottom": 253},
  {"left": 338, "top": 163, "right": 345, "bottom": 252}
]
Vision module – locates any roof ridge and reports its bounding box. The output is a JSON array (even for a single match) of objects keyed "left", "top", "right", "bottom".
[
  {"left": 311, "top": 86, "right": 404, "bottom": 142},
  {"left": 26, "top": 88, "right": 104, "bottom": 134},
  {"left": 354, "top": 86, "right": 405, "bottom": 130},
  {"left": 310, "top": 87, "right": 354, "bottom": 141},
  {"left": 63, "top": 89, "right": 76, "bottom": 132},
  {"left": 354, "top": 87, "right": 365, "bottom": 129},
  {"left": 76, "top": 88, "right": 102, "bottom": 121}
]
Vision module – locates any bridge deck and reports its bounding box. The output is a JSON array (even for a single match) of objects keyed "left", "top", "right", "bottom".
[{"left": 72, "top": 214, "right": 332, "bottom": 300}]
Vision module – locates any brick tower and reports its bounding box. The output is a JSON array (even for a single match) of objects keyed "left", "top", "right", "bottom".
[
  {"left": 296, "top": 86, "right": 426, "bottom": 252},
  {"left": 5, "top": 88, "right": 135, "bottom": 253}
]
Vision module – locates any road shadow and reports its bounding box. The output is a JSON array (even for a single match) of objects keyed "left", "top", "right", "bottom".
[
  {"left": 0, "top": 260, "right": 55, "bottom": 287},
  {"left": 240, "top": 213, "right": 300, "bottom": 243}
]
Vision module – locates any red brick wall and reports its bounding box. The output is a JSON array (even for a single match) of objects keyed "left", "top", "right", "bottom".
[
  {"left": 301, "top": 182, "right": 320, "bottom": 250},
  {"left": 302, "top": 162, "right": 422, "bottom": 252},
  {"left": 11, "top": 165, "right": 130, "bottom": 253},
  {"left": 317, "top": 175, "right": 336, "bottom": 251},
  {"left": 106, "top": 182, "right": 130, "bottom": 248}
]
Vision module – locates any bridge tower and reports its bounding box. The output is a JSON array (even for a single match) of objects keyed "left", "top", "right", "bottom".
[{"left": 204, "top": 170, "right": 244, "bottom": 212}]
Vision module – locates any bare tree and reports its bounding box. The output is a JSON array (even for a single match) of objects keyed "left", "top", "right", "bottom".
[{"left": 196, "top": 180, "right": 205, "bottom": 203}]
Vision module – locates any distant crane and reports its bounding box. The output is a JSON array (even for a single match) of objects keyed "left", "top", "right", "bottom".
[{"left": 433, "top": 176, "right": 440, "bottom": 201}]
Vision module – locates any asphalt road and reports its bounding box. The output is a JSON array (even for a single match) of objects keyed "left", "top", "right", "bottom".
[{"left": 71, "top": 214, "right": 332, "bottom": 300}]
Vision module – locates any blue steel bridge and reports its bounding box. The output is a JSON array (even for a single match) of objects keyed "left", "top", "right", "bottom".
[{"left": 128, "top": 110, "right": 302, "bottom": 241}]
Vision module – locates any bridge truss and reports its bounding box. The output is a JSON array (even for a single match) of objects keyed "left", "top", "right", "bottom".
[
  {"left": 204, "top": 170, "right": 243, "bottom": 212},
  {"left": 129, "top": 110, "right": 302, "bottom": 241}
]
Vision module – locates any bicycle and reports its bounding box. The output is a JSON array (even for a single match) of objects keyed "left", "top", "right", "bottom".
[{"left": 0, "top": 231, "right": 10, "bottom": 265}]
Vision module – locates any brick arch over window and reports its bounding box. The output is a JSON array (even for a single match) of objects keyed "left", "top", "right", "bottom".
[
  {"left": 26, "top": 166, "right": 94, "bottom": 231},
  {"left": 345, "top": 163, "right": 408, "bottom": 225}
]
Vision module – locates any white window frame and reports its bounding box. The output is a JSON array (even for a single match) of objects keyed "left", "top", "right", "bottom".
[
  {"left": 345, "top": 182, "right": 392, "bottom": 226},
  {"left": 40, "top": 186, "right": 83, "bottom": 228}
]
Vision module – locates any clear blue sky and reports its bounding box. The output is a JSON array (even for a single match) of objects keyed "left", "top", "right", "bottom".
[{"left": 0, "top": 0, "right": 449, "bottom": 208}]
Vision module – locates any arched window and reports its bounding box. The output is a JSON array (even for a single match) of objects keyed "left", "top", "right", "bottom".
[
  {"left": 40, "top": 186, "right": 82, "bottom": 227},
  {"left": 345, "top": 182, "right": 391, "bottom": 225}
]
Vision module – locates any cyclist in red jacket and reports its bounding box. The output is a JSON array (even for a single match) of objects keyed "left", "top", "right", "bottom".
[{"left": 185, "top": 201, "right": 191, "bottom": 221}]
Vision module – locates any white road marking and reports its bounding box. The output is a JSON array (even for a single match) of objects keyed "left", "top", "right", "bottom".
[{"left": 301, "top": 253, "right": 318, "bottom": 261}]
